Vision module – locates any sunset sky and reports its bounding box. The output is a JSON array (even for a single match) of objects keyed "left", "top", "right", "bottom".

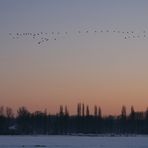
[{"left": 1, "top": 0, "right": 148, "bottom": 115}]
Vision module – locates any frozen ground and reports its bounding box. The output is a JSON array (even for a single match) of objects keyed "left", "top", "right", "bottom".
[{"left": 0, "top": 135, "right": 148, "bottom": 148}]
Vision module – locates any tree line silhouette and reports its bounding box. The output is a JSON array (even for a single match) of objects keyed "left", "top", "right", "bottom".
[{"left": 0, "top": 104, "right": 148, "bottom": 135}]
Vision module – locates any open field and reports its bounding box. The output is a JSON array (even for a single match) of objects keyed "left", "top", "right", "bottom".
[{"left": 0, "top": 135, "right": 148, "bottom": 148}]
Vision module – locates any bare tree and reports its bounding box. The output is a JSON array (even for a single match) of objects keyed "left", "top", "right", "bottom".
[
  {"left": 0, "top": 106, "right": 4, "bottom": 116},
  {"left": 94, "top": 105, "right": 97, "bottom": 117},
  {"left": 98, "top": 107, "right": 102, "bottom": 118},
  {"left": 6, "top": 107, "right": 14, "bottom": 118},
  {"left": 121, "top": 106, "right": 126, "bottom": 118},
  {"left": 77, "top": 103, "right": 81, "bottom": 117},
  {"left": 86, "top": 105, "right": 89, "bottom": 116},
  {"left": 65, "top": 106, "right": 69, "bottom": 116},
  {"left": 59, "top": 105, "right": 64, "bottom": 116},
  {"left": 82, "top": 103, "right": 85, "bottom": 117}
]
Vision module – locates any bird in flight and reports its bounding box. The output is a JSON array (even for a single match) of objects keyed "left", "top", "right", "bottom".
[{"left": 8, "top": 26, "right": 147, "bottom": 45}]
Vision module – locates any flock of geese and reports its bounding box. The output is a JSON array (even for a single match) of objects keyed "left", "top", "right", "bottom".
[{"left": 9, "top": 27, "right": 147, "bottom": 45}]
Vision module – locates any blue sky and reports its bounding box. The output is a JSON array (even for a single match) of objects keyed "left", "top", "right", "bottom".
[{"left": 0, "top": 0, "right": 148, "bottom": 114}]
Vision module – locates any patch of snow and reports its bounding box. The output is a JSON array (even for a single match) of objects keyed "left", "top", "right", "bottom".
[{"left": 0, "top": 135, "right": 148, "bottom": 148}]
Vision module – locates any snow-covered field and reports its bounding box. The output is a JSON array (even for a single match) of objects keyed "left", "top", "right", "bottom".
[{"left": 0, "top": 135, "right": 148, "bottom": 148}]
